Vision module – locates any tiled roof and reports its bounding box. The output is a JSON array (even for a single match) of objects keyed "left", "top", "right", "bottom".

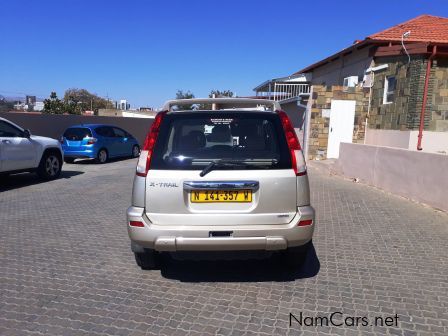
[
  {"left": 291, "top": 14, "right": 448, "bottom": 75},
  {"left": 367, "top": 14, "right": 448, "bottom": 44}
]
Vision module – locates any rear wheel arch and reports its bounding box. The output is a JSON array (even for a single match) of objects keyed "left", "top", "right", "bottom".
[
  {"left": 41, "top": 147, "right": 63, "bottom": 162},
  {"left": 97, "top": 147, "right": 108, "bottom": 155}
]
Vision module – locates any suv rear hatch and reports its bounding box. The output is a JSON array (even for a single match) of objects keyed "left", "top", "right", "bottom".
[{"left": 142, "top": 111, "right": 298, "bottom": 226}]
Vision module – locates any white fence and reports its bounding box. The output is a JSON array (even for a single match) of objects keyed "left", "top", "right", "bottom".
[
  {"left": 337, "top": 143, "right": 448, "bottom": 212},
  {"left": 272, "top": 83, "right": 310, "bottom": 101}
]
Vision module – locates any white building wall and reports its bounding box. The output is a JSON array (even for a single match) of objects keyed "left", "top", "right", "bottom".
[
  {"left": 365, "top": 129, "right": 448, "bottom": 154},
  {"left": 122, "top": 111, "right": 155, "bottom": 119},
  {"left": 310, "top": 47, "right": 373, "bottom": 86},
  {"left": 337, "top": 143, "right": 448, "bottom": 212},
  {"left": 33, "top": 102, "right": 44, "bottom": 111}
]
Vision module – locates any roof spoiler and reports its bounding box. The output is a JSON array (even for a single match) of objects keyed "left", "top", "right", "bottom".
[{"left": 161, "top": 98, "right": 281, "bottom": 112}]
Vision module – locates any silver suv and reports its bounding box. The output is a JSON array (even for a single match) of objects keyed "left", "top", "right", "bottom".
[{"left": 127, "top": 98, "right": 315, "bottom": 269}]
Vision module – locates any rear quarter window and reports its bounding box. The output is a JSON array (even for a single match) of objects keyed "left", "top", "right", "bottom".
[
  {"left": 151, "top": 111, "right": 291, "bottom": 170},
  {"left": 63, "top": 127, "right": 92, "bottom": 140}
]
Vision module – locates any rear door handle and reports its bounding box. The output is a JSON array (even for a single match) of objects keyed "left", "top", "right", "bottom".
[{"left": 1, "top": 139, "right": 11, "bottom": 144}]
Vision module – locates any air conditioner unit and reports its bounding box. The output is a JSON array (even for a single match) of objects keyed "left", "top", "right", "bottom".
[
  {"left": 362, "top": 74, "right": 374, "bottom": 88},
  {"left": 343, "top": 76, "right": 359, "bottom": 91}
]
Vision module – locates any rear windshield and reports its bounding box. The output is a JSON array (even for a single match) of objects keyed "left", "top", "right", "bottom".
[
  {"left": 63, "top": 127, "right": 92, "bottom": 141},
  {"left": 151, "top": 112, "right": 291, "bottom": 170}
]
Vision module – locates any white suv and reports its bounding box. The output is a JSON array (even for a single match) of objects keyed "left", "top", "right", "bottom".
[
  {"left": 127, "top": 98, "right": 315, "bottom": 269},
  {"left": 0, "top": 117, "right": 63, "bottom": 180}
]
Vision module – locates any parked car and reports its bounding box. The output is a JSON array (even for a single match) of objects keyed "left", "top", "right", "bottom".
[
  {"left": 127, "top": 98, "right": 315, "bottom": 270},
  {"left": 61, "top": 124, "right": 140, "bottom": 164},
  {"left": 0, "top": 117, "right": 63, "bottom": 180}
]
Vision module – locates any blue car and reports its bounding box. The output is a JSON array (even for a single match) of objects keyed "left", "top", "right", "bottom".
[{"left": 61, "top": 124, "right": 140, "bottom": 164}]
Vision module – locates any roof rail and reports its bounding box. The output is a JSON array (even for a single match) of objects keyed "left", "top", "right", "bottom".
[{"left": 162, "top": 98, "right": 281, "bottom": 112}]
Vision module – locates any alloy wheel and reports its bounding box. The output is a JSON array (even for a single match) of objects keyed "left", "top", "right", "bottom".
[
  {"left": 99, "top": 150, "right": 107, "bottom": 163},
  {"left": 45, "top": 155, "right": 60, "bottom": 176},
  {"left": 133, "top": 146, "right": 140, "bottom": 157}
]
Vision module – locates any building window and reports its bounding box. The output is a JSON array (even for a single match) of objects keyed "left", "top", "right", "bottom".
[{"left": 383, "top": 76, "right": 396, "bottom": 104}]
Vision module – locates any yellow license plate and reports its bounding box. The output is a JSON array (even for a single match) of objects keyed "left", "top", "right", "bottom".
[{"left": 190, "top": 190, "right": 252, "bottom": 203}]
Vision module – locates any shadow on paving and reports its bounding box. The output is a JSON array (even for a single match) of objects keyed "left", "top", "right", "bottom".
[
  {"left": 159, "top": 243, "right": 320, "bottom": 282},
  {"left": 71, "top": 156, "right": 136, "bottom": 165},
  {"left": 0, "top": 170, "right": 84, "bottom": 192}
]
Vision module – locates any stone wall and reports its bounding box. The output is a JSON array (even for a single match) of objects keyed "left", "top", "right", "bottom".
[
  {"left": 430, "top": 58, "right": 448, "bottom": 131},
  {"left": 304, "top": 54, "right": 448, "bottom": 160},
  {"left": 369, "top": 55, "right": 448, "bottom": 131},
  {"left": 307, "top": 85, "right": 369, "bottom": 160},
  {"left": 369, "top": 56, "right": 421, "bottom": 130}
]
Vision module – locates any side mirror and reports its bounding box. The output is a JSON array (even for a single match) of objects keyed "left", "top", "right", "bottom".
[{"left": 23, "top": 129, "right": 31, "bottom": 138}]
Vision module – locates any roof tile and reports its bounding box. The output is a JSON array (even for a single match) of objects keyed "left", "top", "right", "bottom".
[
  {"left": 291, "top": 14, "right": 448, "bottom": 75},
  {"left": 367, "top": 14, "right": 448, "bottom": 44}
]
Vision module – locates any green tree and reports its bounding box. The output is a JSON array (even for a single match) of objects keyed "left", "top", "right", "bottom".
[
  {"left": 0, "top": 96, "right": 14, "bottom": 112},
  {"left": 43, "top": 89, "right": 114, "bottom": 115},
  {"left": 63, "top": 88, "right": 114, "bottom": 115},
  {"left": 43, "top": 92, "right": 65, "bottom": 114},
  {"left": 208, "top": 90, "right": 234, "bottom": 98},
  {"left": 200, "top": 89, "right": 235, "bottom": 109},
  {"left": 173, "top": 90, "right": 195, "bottom": 110}
]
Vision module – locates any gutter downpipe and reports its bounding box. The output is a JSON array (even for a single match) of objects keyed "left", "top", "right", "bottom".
[
  {"left": 303, "top": 87, "right": 313, "bottom": 160},
  {"left": 364, "top": 68, "right": 374, "bottom": 144},
  {"left": 417, "top": 45, "right": 437, "bottom": 151}
]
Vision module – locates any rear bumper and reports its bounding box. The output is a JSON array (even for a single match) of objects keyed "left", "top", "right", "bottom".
[
  {"left": 62, "top": 149, "right": 96, "bottom": 159},
  {"left": 127, "top": 206, "right": 315, "bottom": 252}
]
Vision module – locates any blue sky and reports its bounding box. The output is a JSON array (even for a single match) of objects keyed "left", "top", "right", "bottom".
[{"left": 1, "top": 0, "right": 447, "bottom": 108}]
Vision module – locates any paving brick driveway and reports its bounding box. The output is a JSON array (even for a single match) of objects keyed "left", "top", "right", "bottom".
[{"left": 0, "top": 159, "right": 447, "bottom": 336}]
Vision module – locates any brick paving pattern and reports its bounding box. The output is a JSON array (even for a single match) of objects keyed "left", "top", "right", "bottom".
[{"left": 0, "top": 159, "right": 447, "bottom": 335}]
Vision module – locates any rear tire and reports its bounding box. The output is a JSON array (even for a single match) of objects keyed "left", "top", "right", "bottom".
[
  {"left": 132, "top": 145, "right": 140, "bottom": 158},
  {"left": 37, "top": 151, "right": 62, "bottom": 180},
  {"left": 282, "top": 241, "right": 311, "bottom": 268},
  {"left": 64, "top": 158, "right": 75, "bottom": 164},
  {"left": 134, "top": 249, "right": 158, "bottom": 270},
  {"left": 95, "top": 149, "right": 108, "bottom": 164}
]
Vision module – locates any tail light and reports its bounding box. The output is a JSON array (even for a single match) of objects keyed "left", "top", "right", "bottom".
[
  {"left": 276, "top": 110, "right": 307, "bottom": 176},
  {"left": 136, "top": 111, "right": 167, "bottom": 177},
  {"left": 298, "top": 219, "right": 313, "bottom": 227},
  {"left": 129, "top": 221, "right": 145, "bottom": 227},
  {"left": 86, "top": 138, "right": 97, "bottom": 145}
]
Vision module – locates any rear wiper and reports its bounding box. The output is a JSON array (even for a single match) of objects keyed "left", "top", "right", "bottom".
[
  {"left": 199, "top": 159, "right": 276, "bottom": 177},
  {"left": 200, "top": 160, "right": 248, "bottom": 177}
]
